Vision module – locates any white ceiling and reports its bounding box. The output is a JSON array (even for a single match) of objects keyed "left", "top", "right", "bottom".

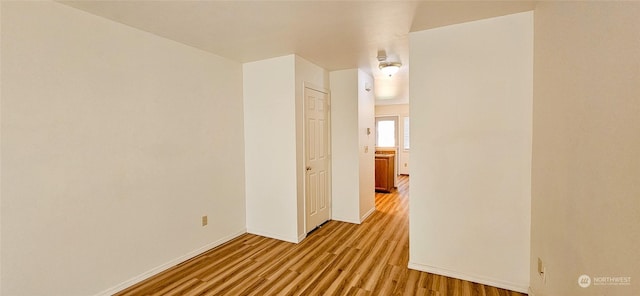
[{"left": 60, "top": 0, "right": 534, "bottom": 105}]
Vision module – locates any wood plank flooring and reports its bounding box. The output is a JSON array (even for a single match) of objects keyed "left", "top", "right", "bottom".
[{"left": 116, "top": 176, "right": 527, "bottom": 296}]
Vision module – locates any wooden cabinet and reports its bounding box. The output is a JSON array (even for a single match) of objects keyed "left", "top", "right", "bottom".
[{"left": 375, "top": 154, "right": 395, "bottom": 192}]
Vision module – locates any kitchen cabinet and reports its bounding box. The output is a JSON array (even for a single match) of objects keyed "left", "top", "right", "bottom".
[{"left": 375, "top": 154, "right": 395, "bottom": 192}]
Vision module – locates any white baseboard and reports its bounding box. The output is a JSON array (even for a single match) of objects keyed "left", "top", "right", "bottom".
[
  {"left": 360, "top": 207, "right": 376, "bottom": 223},
  {"left": 408, "top": 262, "right": 529, "bottom": 294},
  {"left": 333, "top": 207, "right": 376, "bottom": 225},
  {"left": 247, "top": 228, "right": 299, "bottom": 244},
  {"left": 94, "top": 228, "right": 246, "bottom": 296},
  {"left": 332, "top": 216, "right": 361, "bottom": 224},
  {"left": 297, "top": 232, "right": 307, "bottom": 243}
]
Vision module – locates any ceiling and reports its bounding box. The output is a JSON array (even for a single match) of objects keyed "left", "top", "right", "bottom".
[{"left": 60, "top": 0, "right": 534, "bottom": 105}]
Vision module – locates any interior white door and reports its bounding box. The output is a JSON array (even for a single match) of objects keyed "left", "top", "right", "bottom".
[{"left": 305, "top": 87, "right": 330, "bottom": 233}]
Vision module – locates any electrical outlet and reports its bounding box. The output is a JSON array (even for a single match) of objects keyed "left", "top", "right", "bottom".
[{"left": 202, "top": 215, "right": 208, "bottom": 226}]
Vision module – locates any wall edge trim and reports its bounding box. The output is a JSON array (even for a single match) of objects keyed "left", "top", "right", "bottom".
[
  {"left": 332, "top": 216, "right": 361, "bottom": 225},
  {"left": 408, "top": 262, "right": 529, "bottom": 294},
  {"left": 360, "top": 207, "right": 376, "bottom": 223},
  {"left": 247, "top": 228, "right": 298, "bottom": 244}
]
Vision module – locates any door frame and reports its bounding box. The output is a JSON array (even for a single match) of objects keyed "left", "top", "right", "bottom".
[
  {"left": 375, "top": 115, "right": 400, "bottom": 186},
  {"left": 374, "top": 115, "right": 399, "bottom": 149},
  {"left": 302, "top": 82, "right": 332, "bottom": 235}
]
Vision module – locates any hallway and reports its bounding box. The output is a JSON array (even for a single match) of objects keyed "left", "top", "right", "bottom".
[{"left": 117, "top": 176, "right": 525, "bottom": 295}]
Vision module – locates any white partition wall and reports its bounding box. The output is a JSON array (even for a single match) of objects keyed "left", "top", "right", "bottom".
[
  {"left": 357, "top": 70, "right": 376, "bottom": 221},
  {"left": 329, "top": 69, "right": 361, "bottom": 223},
  {"left": 244, "top": 55, "right": 328, "bottom": 243},
  {"left": 243, "top": 56, "right": 299, "bottom": 243},
  {"left": 408, "top": 12, "right": 533, "bottom": 293},
  {"left": 330, "top": 69, "right": 375, "bottom": 224}
]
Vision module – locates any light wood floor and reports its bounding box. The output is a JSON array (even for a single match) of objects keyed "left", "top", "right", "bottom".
[{"left": 116, "top": 176, "right": 527, "bottom": 296}]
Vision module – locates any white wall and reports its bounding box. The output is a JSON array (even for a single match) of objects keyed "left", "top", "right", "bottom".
[
  {"left": 244, "top": 55, "right": 328, "bottom": 242},
  {"left": 357, "top": 70, "right": 375, "bottom": 221},
  {"left": 409, "top": 12, "right": 532, "bottom": 293},
  {"left": 531, "top": 2, "right": 640, "bottom": 296},
  {"left": 243, "top": 55, "right": 298, "bottom": 243},
  {"left": 375, "top": 104, "right": 410, "bottom": 175},
  {"left": 329, "top": 69, "right": 375, "bottom": 224},
  {"left": 330, "top": 69, "right": 361, "bottom": 223},
  {"left": 1, "top": 2, "right": 246, "bottom": 295}
]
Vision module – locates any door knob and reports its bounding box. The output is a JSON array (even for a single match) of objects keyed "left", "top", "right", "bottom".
[{"left": 306, "top": 166, "right": 312, "bottom": 171}]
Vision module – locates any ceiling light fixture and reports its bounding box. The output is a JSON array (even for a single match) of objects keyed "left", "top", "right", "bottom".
[
  {"left": 377, "top": 51, "right": 402, "bottom": 77},
  {"left": 379, "top": 62, "right": 402, "bottom": 77}
]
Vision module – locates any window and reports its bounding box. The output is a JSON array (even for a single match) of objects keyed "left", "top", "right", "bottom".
[
  {"left": 376, "top": 117, "right": 397, "bottom": 147},
  {"left": 403, "top": 117, "right": 410, "bottom": 150}
]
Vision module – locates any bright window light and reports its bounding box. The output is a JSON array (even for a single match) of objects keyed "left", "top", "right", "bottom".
[{"left": 377, "top": 119, "right": 396, "bottom": 147}]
